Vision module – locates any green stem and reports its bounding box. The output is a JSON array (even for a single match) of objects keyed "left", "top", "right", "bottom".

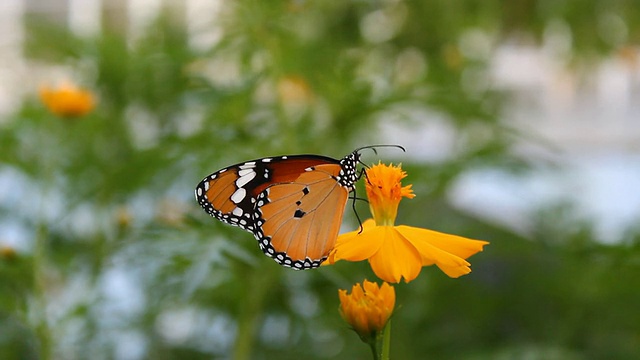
[
  {"left": 33, "top": 223, "right": 52, "bottom": 360},
  {"left": 32, "top": 124, "right": 56, "bottom": 360},
  {"left": 368, "top": 339, "right": 380, "bottom": 360},
  {"left": 367, "top": 320, "right": 391, "bottom": 360},
  {"left": 381, "top": 320, "right": 391, "bottom": 360}
]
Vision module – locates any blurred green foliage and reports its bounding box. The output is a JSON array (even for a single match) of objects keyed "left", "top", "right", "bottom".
[{"left": 1, "top": 0, "right": 639, "bottom": 359}]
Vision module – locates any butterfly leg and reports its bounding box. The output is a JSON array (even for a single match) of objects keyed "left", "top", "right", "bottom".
[
  {"left": 348, "top": 192, "right": 366, "bottom": 234},
  {"left": 356, "top": 166, "right": 370, "bottom": 184}
]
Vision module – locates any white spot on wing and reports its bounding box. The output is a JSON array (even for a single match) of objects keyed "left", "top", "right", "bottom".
[
  {"left": 236, "top": 170, "right": 257, "bottom": 187},
  {"left": 232, "top": 207, "right": 243, "bottom": 216},
  {"left": 231, "top": 188, "right": 246, "bottom": 204},
  {"left": 262, "top": 158, "right": 272, "bottom": 162},
  {"left": 203, "top": 182, "right": 210, "bottom": 191},
  {"left": 240, "top": 162, "right": 256, "bottom": 169}
]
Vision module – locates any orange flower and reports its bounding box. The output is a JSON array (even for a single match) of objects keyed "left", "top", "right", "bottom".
[
  {"left": 0, "top": 245, "right": 18, "bottom": 261},
  {"left": 329, "top": 163, "right": 489, "bottom": 283},
  {"left": 276, "top": 75, "right": 314, "bottom": 106},
  {"left": 365, "top": 162, "right": 415, "bottom": 226},
  {"left": 276, "top": 75, "right": 315, "bottom": 120},
  {"left": 339, "top": 280, "right": 395, "bottom": 340},
  {"left": 39, "top": 82, "right": 96, "bottom": 118}
]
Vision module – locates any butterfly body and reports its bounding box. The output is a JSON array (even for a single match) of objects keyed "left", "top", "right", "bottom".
[{"left": 195, "top": 151, "right": 361, "bottom": 269}]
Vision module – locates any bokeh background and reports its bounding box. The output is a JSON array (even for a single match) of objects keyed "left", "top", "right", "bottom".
[{"left": 1, "top": 0, "right": 640, "bottom": 359}]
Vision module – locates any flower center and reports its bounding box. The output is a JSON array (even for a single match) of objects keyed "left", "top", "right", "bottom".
[{"left": 364, "top": 163, "right": 415, "bottom": 226}]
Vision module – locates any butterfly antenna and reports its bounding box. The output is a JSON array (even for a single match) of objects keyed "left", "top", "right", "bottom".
[
  {"left": 353, "top": 144, "right": 406, "bottom": 154},
  {"left": 353, "top": 145, "right": 405, "bottom": 169}
]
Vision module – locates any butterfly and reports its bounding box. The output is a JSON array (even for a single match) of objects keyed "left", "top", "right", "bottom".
[{"left": 195, "top": 145, "right": 403, "bottom": 270}]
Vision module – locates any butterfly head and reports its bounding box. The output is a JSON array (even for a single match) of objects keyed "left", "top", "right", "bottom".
[
  {"left": 338, "top": 152, "right": 361, "bottom": 191},
  {"left": 338, "top": 145, "right": 404, "bottom": 191}
]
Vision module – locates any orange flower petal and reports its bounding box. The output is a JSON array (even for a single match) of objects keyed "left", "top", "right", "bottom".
[
  {"left": 377, "top": 281, "right": 396, "bottom": 310},
  {"left": 396, "top": 225, "right": 489, "bottom": 259},
  {"left": 368, "top": 227, "right": 422, "bottom": 283},
  {"left": 395, "top": 226, "right": 487, "bottom": 278},
  {"left": 365, "top": 163, "right": 415, "bottom": 226},
  {"left": 329, "top": 219, "right": 381, "bottom": 263},
  {"left": 329, "top": 162, "right": 489, "bottom": 282},
  {"left": 338, "top": 280, "right": 395, "bottom": 339}
]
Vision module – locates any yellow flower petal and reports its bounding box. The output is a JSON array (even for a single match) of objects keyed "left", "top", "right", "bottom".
[
  {"left": 382, "top": 282, "right": 396, "bottom": 308},
  {"left": 338, "top": 280, "right": 395, "bottom": 341},
  {"left": 396, "top": 225, "right": 489, "bottom": 259},
  {"left": 395, "top": 226, "right": 488, "bottom": 278},
  {"left": 329, "top": 219, "right": 380, "bottom": 263},
  {"left": 367, "top": 227, "right": 422, "bottom": 283},
  {"left": 328, "top": 162, "right": 489, "bottom": 282}
]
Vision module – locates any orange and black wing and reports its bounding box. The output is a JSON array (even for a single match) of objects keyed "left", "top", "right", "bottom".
[{"left": 195, "top": 152, "right": 361, "bottom": 269}]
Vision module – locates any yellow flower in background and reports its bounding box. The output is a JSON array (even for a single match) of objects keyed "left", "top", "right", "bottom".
[
  {"left": 276, "top": 75, "right": 314, "bottom": 106},
  {"left": 0, "top": 245, "right": 18, "bottom": 262},
  {"left": 39, "top": 82, "right": 96, "bottom": 118},
  {"left": 339, "top": 280, "right": 395, "bottom": 340},
  {"left": 329, "top": 163, "right": 489, "bottom": 283}
]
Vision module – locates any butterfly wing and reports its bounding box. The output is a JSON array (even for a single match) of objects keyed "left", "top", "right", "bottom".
[
  {"left": 196, "top": 154, "right": 358, "bottom": 269},
  {"left": 253, "top": 163, "right": 351, "bottom": 269}
]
